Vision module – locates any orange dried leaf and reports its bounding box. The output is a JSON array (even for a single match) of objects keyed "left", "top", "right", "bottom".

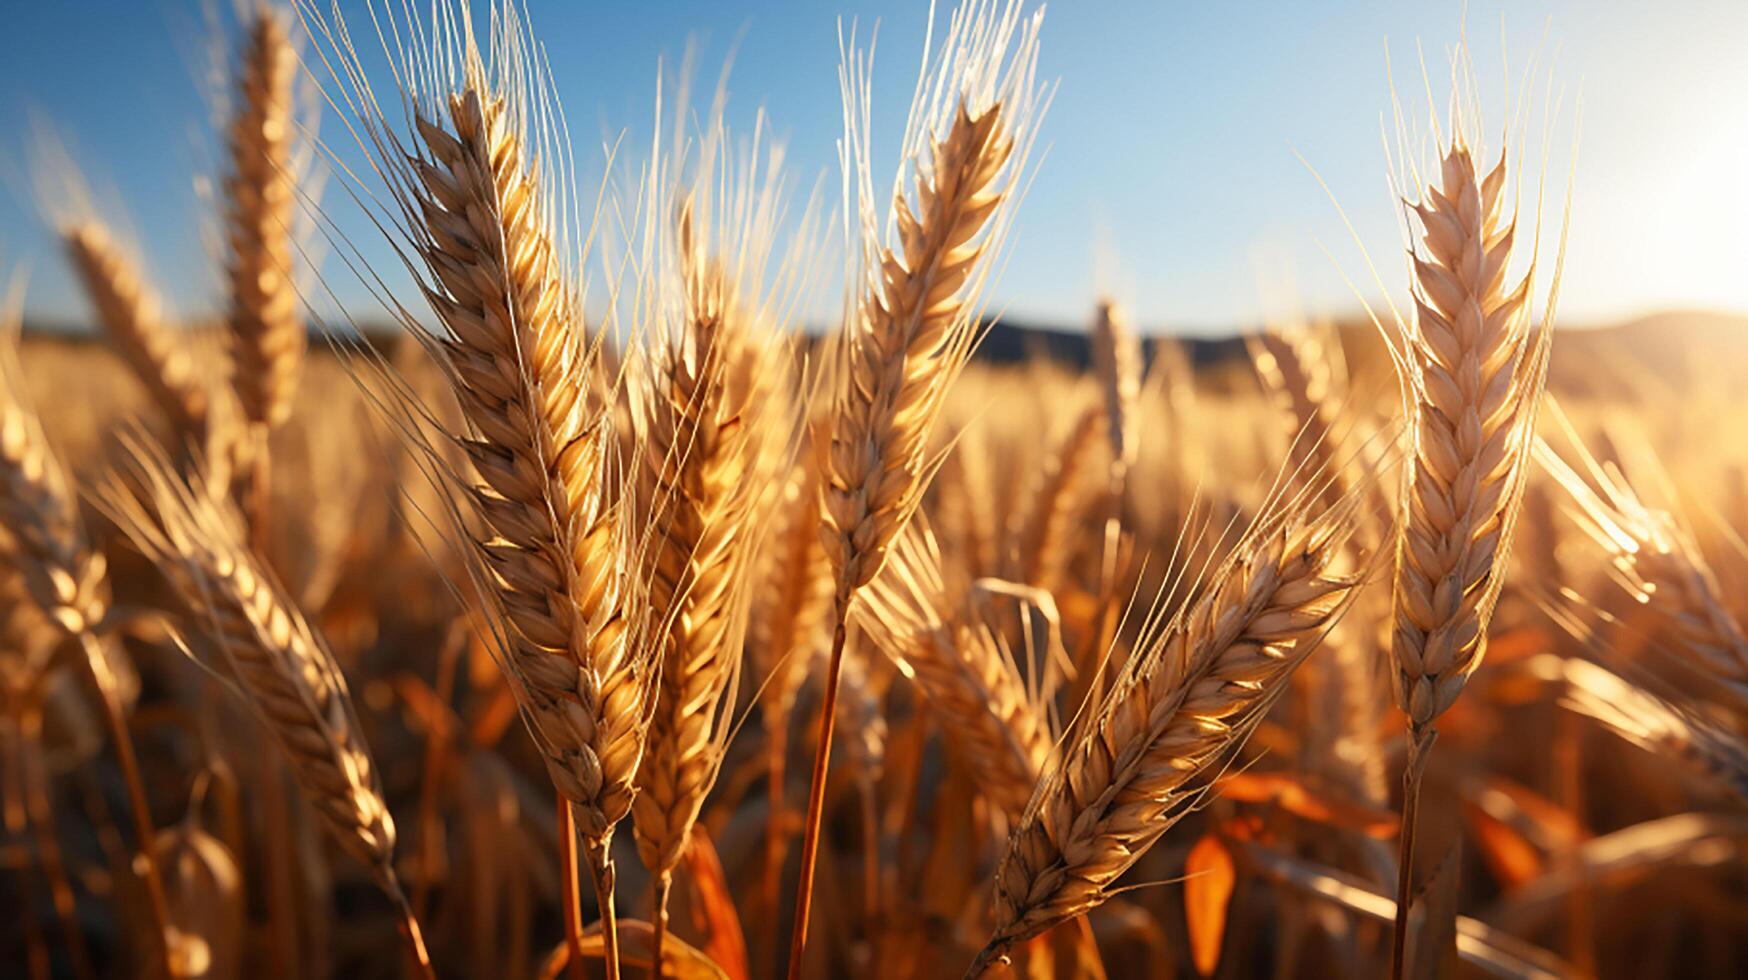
[
  {"left": 1464, "top": 802, "right": 1544, "bottom": 889},
  {"left": 681, "top": 829, "right": 749, "bottom": 980},
  {"left": 1484, "top": 626, "right": 1554, "bottom": 666},
  {"left": 1184, "top": 833, "right": 1236, "bottom": 977},
  {"left": 1014, "top": 916, "right": 1106, "bottom": 980},
  {"left": 1216, "top": 772, "right": 1399, "bottom": 838}
]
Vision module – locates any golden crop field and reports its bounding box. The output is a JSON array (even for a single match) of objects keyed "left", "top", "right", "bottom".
[{"left": 3, "top": 2, "right": 1746, "bottom": 978}]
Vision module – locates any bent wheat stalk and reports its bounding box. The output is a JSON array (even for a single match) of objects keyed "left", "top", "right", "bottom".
[
  {"left": 857, "top": 522, "right": 1051, "bottom": 819},
  {"left": 0, "top": 323, "right": 179, "bottom": 976},
  {"left": 1536, "top": 435, "right": 1748, "bottom": 691},
  {"left": 791, "top": 4, "right": 1045, "bottom": 971},
  {"left": 1383, "top": 125, "right": 1556, "bottom": 978},
  {"left": 64, "top": 222, "right": 211, "bottom": 441},
  {"left": 969, "top": 501, "right": 1364, "bottom": 976},
  {"left": 96, "top": 440, "right": 431, "bottom": 977}
]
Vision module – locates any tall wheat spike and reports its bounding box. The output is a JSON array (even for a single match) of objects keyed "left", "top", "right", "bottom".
[
  {"left": 296, "top": 3, "right": 653, "bottom": 975},
  {"left": 225, "top": 3, "right": 305, "bottom": 434},
  {"left": 631, "top": 200, "right": 773, "bottom": 965},
  {"left": 789, "top": 5, "right": 1046, "bottom": 969},
  {"left": 96, "top": 441, "right": 431, "bottom": 976},
  {"left": 969, "top": 500, "right": 1364, "bottom": 976},
  {"left": 1090, "top": 298, "right": 1140, "bottom": 496},
  {"left": 1382, "top": 103, "right": 1558, "bottom": 977}
]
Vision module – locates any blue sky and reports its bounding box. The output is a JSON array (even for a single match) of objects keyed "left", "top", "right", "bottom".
[{"left": 3, "top": 1, "right": 1746, "bottom": 334}]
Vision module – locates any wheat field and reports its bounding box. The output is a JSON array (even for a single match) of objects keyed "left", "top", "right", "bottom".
[{"left": 2, "top": 1, "right": 1746, "bottom": 978}]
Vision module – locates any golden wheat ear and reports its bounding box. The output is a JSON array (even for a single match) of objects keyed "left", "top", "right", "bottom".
[
  {"left": 1386, "top": 135, "right": 1556, "bottom": 734},
  {"left": 0, "top": 294, "right": 188, "bottom": 973},
  {"left": 224, "top": 3, "right": 308, "bottom": 436},
  {"left": 1537, "top": 431, "right": 1748, "bottom": 687},
  {"left": 62, "top": 223, "right": 211, "bottom": 440},
  {"left": 92, "top": 435, "right": 432, "bottom": 975},
  {"left": 1376, "top": 63, "right": 1568, "bottom": 978},
  {"left": 854, "top": 519, "right": 1053, "bottom": 820},
  {"left": 295, "top": 3, "right": 647, "bottom": 975},
  {"left": 968, "top": 482, "right": 1369, "bottom": 974},
  {"left": 29, "top": 128, "right": 246, "bottom": 490},
  {"left": 627, "top": 101, "right": 814, "bottom": 965},
  {"left": 788, "top": 3, "right": 1049, "bottom": 970}
]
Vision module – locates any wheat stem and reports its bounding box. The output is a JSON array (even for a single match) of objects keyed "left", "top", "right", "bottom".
[
  {"left": 1390, "top": 727, "right": 1433, "bottom": 980},
  {"left": 18, "top": 706, "right": 94, "bottom": 980},
  {"left": 650, "top": 872, "right": 672, "bottom": 980},
  {"left": 558, "top": 796, "right": 587, "bottom": 980},
  {"left": 79, "top": 631, "right": 179, "bottom": 978},
  {"left": 583, "top": 837, "right": 623, "bottom": 980},
  {"left": 786, "top": 607, "right": 849, "bottom": 980}
]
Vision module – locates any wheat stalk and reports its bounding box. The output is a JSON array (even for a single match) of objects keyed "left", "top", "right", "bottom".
[
  {"left": 789, "top": 5, "right": 1046, "bottom": 969},
  {"left": 96, "top": 440, "right": 432, "bottom": 976},
  {"left": 1090, "top": 298, "right": 1140, "bottom": 495},
  {"left": 64, "top": 223, "right": 212, "bottom": 440},
  {"left": 969, "top": 502, "right": 1362, "bottom": 976},
  {"left": 1248, "top": 318, "right": 1352, "bottom": 510},
  {"left": 1013, "top": 400, "right": 1102, "bottom": 593},
  {"left": 1383, "top": 117, "right": 1557, "bottom": 976},
  {"left": 935, "top": 422, "right": 999, "bottom": 578},
  {"left": 753, "top": 456, "right": 833, "bottom": 736},
  {"left": 295, "top": 4, "right": 655, "bottom": 974},
  {"left": 748, "top": 451, "right": 832, "bottom": 923},
  {"left": 631, "top": 204, "right": 771, "bottom": 965}
]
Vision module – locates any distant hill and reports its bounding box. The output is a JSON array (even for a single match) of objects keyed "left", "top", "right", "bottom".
[
  {"left": 22, "top": 308, "right": 1748, "bottom": 396},
  {"left": 974, "top": 308, "right": 1748, "bottom": 399}
]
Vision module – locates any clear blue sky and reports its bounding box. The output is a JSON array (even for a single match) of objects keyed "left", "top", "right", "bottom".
[{"left": 3, "top": 1, "right": 1746, "bottom": 334}]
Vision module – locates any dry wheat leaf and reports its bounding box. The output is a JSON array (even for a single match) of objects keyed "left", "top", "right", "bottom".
[{"left": 1185, "top": 832, "right": 1237, "bottom": 977}]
